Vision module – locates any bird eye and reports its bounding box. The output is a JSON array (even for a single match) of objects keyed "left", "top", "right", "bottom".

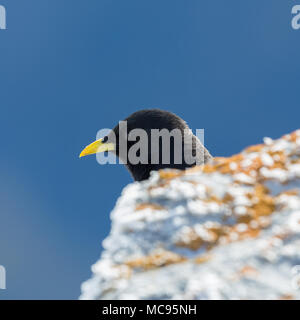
[{"left": 102, "top": 136, "right": 108, "bottom": 143}]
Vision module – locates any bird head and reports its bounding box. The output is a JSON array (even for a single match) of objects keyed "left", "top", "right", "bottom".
[{"left": 79, "top": 109, "right": 211, "bottom": 181}]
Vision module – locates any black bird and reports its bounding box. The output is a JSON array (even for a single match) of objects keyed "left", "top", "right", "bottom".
[{"left": 80, "top": 109, "right": 212, "bottom": 181}]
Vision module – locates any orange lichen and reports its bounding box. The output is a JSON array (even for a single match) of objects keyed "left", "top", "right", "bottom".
[
  {"left": 268, "top": 150, "right": 286, "bottom": 169},
  {"left": 159, "top": 170, "right": 183, "bottom": 180},
  {"left": 230, "top": 265, "right": 259, "bottom": 281},
  {"left": 202, "top": 154, "right": 247, "bottom": 175},
  {"left": 246, "top": 184, "right": 275, "bottom": 218},
  {"left": 175, "top": 228, "right": 205, "bottom": 250},
  {"left": 185, "top": 166, "right": 202, "bottom": 174},
  {"left": 244, "top": 144, "right": 264, "bottom": 154},
  {"left": 125, "top": 250, "right": 186, "bottom": 270},
  {"left": 202, "top": 164, "right": 217, "bottom": 174},
  {"left": 135, "top": 203, "right": 165, "bottom": 211},
  {"left": 175, "top": 223, "right": 262, "bottom": 252},
  {"left": 279, "top": 294, "right": 294, "bottom": 300},
  {"left": 201, "top": 194, "right": 223, "bottom": 205},
  {"left": 239, "top": 265, "right": 259, "bottom": 277},
  {"left": 278, "top": 189, "right": 299, "bottom": 197},
  {"left": 236, "top": 214, "right": 253, "bottom": 224},
  {"left": 155, "top": 130, "right": 298, "bottom": 187},
  {"left": 151, "top": 131, "right": 298, "bottom": 255},
  {"left": 234, "top": 227, "right": 261, "bottom": 240},
  {"left": 176, "top": 225, "right": 228, "bottom": 251},
  {"left": 222, "top": 193, "right": 234, "bottom": 203},
  {"left": 194, "top": 255, "right": 211, "bottom": 264},
  {"left": 284, "top": 130, "right": 300, "bottom": 142}
]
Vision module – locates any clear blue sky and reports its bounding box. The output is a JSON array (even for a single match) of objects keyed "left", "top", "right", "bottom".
[{"left": 0, "top": 0, "right": 299, "bottom": 299}]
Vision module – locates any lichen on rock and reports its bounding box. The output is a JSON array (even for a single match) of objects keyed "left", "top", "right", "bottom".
[{"left": 80, "top": 130, "right": 300, "bottom": 300}]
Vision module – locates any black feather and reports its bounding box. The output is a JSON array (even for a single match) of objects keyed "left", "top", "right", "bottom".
[{"left": 109, "top": 109, "right": 212, "bottom": 181}]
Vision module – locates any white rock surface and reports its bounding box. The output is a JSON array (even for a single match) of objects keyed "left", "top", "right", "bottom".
[{"left": 80, "top": 130, "right": 300, "bottom": 300}]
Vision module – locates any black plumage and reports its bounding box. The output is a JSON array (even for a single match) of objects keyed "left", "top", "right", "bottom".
[{"left": 108, "top": 109, "right": 212, "bottom": 181}]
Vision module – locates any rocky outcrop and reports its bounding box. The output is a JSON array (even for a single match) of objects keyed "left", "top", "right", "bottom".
[{"left": 80, "top": 130, "right": 300, "bottom": 300}]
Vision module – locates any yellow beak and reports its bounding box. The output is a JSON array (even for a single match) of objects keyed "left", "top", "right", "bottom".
[{"left": 79, "top": 138, "right": 115, "bottom": 158}]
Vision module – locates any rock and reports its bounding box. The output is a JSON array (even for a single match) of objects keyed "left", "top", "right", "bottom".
[{"left": 80, "top": 130, "right": 300, "bottom": 300}]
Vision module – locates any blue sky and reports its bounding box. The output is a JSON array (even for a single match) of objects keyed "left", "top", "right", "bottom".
[{"left": 0, "top": 0, "right": 299, "bottom": 299}]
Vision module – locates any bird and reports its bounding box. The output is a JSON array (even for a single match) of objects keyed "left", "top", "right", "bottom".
[{"left": 80, "top": 109, "right": 212, "bottom": 181}]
